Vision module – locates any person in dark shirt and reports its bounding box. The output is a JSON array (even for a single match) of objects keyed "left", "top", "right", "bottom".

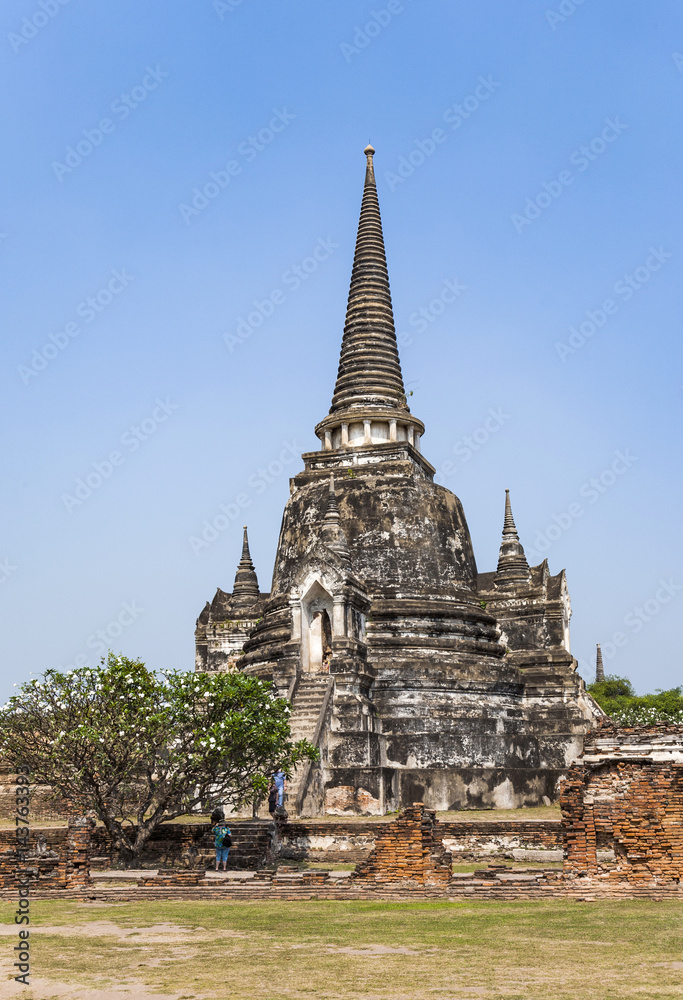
[{"left": 267, "top": 778, "right": 278, "bottom": 817}]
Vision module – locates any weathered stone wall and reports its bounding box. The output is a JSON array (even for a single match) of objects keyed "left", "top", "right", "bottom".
[
  {"left": 561, "top": 723, "right": 683, "bottom": 887},
  {"left": 280, "top": 817, "right": 562, "bottom": 862}
]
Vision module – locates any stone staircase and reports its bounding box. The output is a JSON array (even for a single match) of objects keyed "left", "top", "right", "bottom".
[
  {"left": 285, "top": 676, "right": 332, "bottom": 813},
  {"left": 194, "top": 820, "right": 273, "bottom": 869}
]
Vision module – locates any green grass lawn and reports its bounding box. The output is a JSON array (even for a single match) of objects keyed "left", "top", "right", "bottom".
[
  {"left": 1, "top": 898, "right": 680, "bottom": 999},
  {"left": 0, "top": 805, "right": 562, "bottom": 831}
]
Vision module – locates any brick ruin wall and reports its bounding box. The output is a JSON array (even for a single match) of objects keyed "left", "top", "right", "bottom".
[
  {"left": 353, "top": 804, "right": 453, "bottom": 886},
  {"left": 0, "top": 817, "right": 92, "bottom": 891},
  {"left": 561, "top": 723, "right": 683, "bottom": 887},
  {"left": 0, "top": 816, "right": 563, "bottom": 872}
]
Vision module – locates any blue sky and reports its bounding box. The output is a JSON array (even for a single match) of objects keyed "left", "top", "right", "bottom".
[{"left": 1, "top": 0, "right": 681, "bottom": 702}]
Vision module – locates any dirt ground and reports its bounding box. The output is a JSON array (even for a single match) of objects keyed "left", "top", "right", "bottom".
[{"left": 1, "top": 897, "right": 681, "bottom": 1000}]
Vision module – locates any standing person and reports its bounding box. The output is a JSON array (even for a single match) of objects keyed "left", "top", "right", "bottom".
[
  {"left": 212, "top": 818, "right": 231, "bottom": 871},
  {"left": 267, "top": 778, "right": 278, "bottom": 817},
  {"left": 273, "top": 767, "right": 287, "bottom": 811}
]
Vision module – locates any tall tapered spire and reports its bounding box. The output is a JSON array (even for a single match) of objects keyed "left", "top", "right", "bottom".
[
  {"left": 496, "top": 490, "right": 531, "bottom": 586},
  {"left": 232, "top": 525, "right": 260, "bottom": 607},
  {"left": 595, "top": 643, "right": 604, "bottom": 682},
  {"left": 329, "top": 144, "right": 406, "bottom": 414},
  {"left": 313, "top": 145, "right": 428, "bottom": 469}
]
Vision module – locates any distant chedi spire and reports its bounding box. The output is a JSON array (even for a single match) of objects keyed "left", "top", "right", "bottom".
[{"left": 595, "top": 643, "right": 604, "bottom": 682}]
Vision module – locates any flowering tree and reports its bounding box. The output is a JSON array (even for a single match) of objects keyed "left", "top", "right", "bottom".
[{"left": 0, "top": 654, "right": 317, "bottom": 860}]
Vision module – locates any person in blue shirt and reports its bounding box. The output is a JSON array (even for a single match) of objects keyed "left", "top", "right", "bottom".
[
  {"left": 272, "top": 767, "right": 287, "bottom": 810},
  {"left": 212, "top": 819, "right": 231, "bottom": 870}
]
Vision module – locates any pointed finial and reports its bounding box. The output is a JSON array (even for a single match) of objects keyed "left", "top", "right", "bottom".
[
  {"left": 503, "top": 489, "right": 517, "bottom": 533},
  {"left": 323, "top": 474, "right": 340, "bottom": 522},
  {"left": 595, "top": 643, "right": 605, "bottom": 683},
  {"left": 364, "top": 143, "right": 376, "bottom": 187},
  {"left": 241, "top": 525, "right": 251, "bottom": 560},
  {"left": 496, "top": 489, "right": 531, "bottom": 586},
  {"left": 321, "top": 476, "right": 351, "bottom": 565}
]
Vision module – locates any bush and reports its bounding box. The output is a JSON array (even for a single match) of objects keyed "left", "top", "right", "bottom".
[{"left": 587, "top": 674, "right": 683, "bottom": 725}]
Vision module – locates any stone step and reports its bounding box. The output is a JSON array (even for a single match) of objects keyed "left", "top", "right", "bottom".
[{"left": 285, "top": 677, "right": 333, "bottom": 814}]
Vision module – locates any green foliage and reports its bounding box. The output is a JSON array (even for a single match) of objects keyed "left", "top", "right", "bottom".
[
  {"left": 0, "top": 653, "right": 317, "bottom": 857},
  {"left": 587, "top": 673, "right": 683, "bottom": 725}
]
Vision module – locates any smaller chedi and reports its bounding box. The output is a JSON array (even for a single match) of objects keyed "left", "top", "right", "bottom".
[
  {"left": 195, "top": 145, "right": 601, "bottom": 816},
  {"left": 195, "top": 526, "right": 267, "bottom": 673}
]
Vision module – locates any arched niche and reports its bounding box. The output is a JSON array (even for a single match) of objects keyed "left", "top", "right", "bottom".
[{"left": 301, "top": 580, "right": 334, "bottom": 673}]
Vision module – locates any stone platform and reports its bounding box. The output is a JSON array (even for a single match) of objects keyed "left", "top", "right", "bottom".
[{"left": 4, "top": 863, "right": 680, "bottom": 903}]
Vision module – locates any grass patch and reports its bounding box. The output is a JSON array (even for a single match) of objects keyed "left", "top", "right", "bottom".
[
  {"left": 2, "top": 897, "right": 680, "bottom": 999},
  {"left": 0, "top": 805, "right": 562, "bottom": 832},
  {"left": 435, "top": 806, "right": 561, "bottom": 823}
]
